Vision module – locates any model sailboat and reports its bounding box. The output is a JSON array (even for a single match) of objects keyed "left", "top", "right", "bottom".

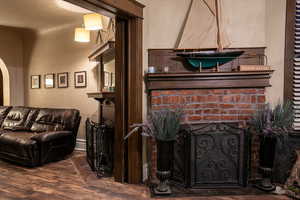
[{"left": 176, "top": 0, "right": 244, "bottom": 69}]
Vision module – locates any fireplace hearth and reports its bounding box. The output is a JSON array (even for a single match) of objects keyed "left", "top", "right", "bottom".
[{"left": 172, "top": 123, "right": 249, "bottom": 188}]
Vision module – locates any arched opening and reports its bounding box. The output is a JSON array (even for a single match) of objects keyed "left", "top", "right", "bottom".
[{"left": 0, "top": 58, "right": 10, "bottom": 106}]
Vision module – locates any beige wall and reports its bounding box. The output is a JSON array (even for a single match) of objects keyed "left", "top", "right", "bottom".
[
  {"left": 140, "top": 0, "right": 266, "bottom": 49},
  {"left": 265, "top": 0, "right": 287, "bottom": 106},
  {"left": 24, "top": 24, "right": 99, "bottom": 139},
  {"left": 103, "top": 59, "right": 115, "bottom": 122},
  {"left": 139, "top": 0, "right": 286, "bottom": 111},
  {"left": 0, "top": 27, "right": 25, "bottom": 106}
]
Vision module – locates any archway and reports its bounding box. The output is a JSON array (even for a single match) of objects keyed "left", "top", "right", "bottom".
[{"left": 0, "top": 58, "right": 10, "bottom": 106}]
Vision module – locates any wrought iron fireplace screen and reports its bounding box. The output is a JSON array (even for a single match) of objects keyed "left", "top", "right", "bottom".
[{"left": 172, "top": 123, "right": 249, "bottom": 188}]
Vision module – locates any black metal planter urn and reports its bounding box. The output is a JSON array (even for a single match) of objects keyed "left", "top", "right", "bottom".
[
  {"left": 256, "top": 136, "right": 277, "bottom": 191},
  {"left": 154, "top": 140, "right": 174, "bottom": 195}
]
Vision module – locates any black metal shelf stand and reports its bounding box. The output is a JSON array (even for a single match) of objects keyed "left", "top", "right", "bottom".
[{"left": 86, "top": 96, "right": 114, "bottom": 178}]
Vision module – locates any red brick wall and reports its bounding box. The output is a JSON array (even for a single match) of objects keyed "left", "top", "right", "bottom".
[{"left": 149, "top": 88, "right": 265, "bottom": 181}]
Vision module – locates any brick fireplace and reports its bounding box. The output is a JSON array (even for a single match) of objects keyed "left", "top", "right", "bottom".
[
  {"left": 145, "top": 71, "right": 273, "bottom": 185},
  {"left": 151, "top": 88, "right": 266, "bottom": 122}
]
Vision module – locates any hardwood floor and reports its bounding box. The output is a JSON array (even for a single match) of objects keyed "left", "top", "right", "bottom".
[{"left": 0, "top": 152, "right": 290, "bottom": 200}]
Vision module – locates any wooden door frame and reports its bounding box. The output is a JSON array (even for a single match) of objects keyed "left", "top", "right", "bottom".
[{"left": 64, "top": 0, "right": 144, "bottom": 184}]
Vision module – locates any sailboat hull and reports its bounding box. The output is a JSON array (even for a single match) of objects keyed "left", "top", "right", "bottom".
[{"left": 177, "top": 50, "right": 244, "bottom": 69}]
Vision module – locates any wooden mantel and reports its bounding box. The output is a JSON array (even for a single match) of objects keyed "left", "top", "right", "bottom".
[{"left": 145, "top": 71, "right": 274, "bottom": 91}]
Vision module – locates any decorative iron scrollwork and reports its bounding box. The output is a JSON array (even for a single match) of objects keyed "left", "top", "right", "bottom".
[{"left": 171, "top": 123, "right": 248, "bottom": 188}]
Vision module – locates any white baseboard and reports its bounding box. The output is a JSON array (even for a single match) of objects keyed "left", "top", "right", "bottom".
[{"left": 75, "top": 139, "right": 86, "bottom": 151}]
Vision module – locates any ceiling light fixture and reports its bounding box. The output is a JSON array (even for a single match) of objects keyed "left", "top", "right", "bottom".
[
  {"left": 74, "top": 28, "right": 90, "bottom": 42},
  {"left": 84, "top": 13, "right": 103, "bottom": 30}
]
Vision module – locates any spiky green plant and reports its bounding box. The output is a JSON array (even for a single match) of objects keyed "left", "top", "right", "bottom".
[
  {"left": 251, "top": 101, "right": 294, "bottom": 138},
  {"left": 272, "top": 101, "right": 294, "bottom": 129},
  {"left": 124, "top": 109, "right": 183, "bottom": 141},
  {"left": 149, "top": 109, "right": 183, "bottom": 141}
]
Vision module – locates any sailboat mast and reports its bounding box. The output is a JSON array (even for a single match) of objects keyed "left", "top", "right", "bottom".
[{"left": 215, "top": 0, "right": 223, "bottom": 51}]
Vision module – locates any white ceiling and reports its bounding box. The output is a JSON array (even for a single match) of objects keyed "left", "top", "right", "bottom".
[{"left": 0, "top": 0, "right": 91, "bottom": 32}]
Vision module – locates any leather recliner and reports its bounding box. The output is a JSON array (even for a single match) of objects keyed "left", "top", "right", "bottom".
[{"left": 0, "top": 106, "right": 81, "bottom": 167}]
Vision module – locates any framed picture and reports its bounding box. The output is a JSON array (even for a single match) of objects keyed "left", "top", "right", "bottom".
[
  {"left": 57, "top": 72, "right": 68, "bottom": 88},
  {"left": 111, "top": 73, "right": 115, "bottom": 87},
  {"left": 44, "top": 74, "right": 55, "bottom": 88},
  {"left": 31, "top": 75, "right": 41, "bottom": 89},
  {"left": 74, "top": 71, "right": 87, "bottom": 88},
  {"left": 104, "top": 71, "right": 110, "bottom": 87}
]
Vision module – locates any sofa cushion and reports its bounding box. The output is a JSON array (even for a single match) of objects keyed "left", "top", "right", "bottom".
[
  {"left": 0, "top": 106, "right": 12, "bottom": 126},
  {"left": 0, "top": 131, "right": 39, "bottom": 161},
  {"left": 23, "top": 108, "right": 39, "bottom": 129},
  {"left": 30, "top": 108, "right": 80, "bottom": 133},
  {"left": 2, "top": 107, "right": 33, "bottom": 131}
]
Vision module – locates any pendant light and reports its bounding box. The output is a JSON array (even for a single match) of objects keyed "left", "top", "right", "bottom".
[
  {"left": 74, "top": 27, "right": 90, "bottom": 42},
  {"left": 84, "top": 13, "right": 103, "bottom": 30}
]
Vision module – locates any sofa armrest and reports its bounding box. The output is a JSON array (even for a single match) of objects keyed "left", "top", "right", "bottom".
[
  {"left": 31, "top": 131, "right": 75, "bottom": 165},
  {"left": 31, "top": 131, "right": 73, "bottom": 143}
]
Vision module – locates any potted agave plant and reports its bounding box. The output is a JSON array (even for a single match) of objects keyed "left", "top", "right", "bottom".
[
  {"left": 251, "top": 101, "right": 294, "bottom": 191},
  {"left": 125, "top": 108, "right": 183, "bottom": 195}
]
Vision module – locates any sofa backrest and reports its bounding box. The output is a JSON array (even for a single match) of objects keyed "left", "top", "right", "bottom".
[
  {"left": 0, "top": 106, "right": 12, "bottom": 125},
  {"left": 0, "top": 106, "right": 12, "bottom": 123},
  {"left": 0, "top": 106, "right": 80, "bottom": 134},
  {"left": 1, "top": 106, "right": 38, "bottom": 131},
  {"left": 30, "top": 108, "right": 80, "bottom": 133}
]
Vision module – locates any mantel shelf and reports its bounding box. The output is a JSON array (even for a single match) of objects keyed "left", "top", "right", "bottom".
[{"left": 145, "top": 71, "right": 274, "bottom": 91}]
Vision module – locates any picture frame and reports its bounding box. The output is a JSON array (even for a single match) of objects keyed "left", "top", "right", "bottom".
[
  {"left": 57, "top": 72, "right": 68, "bottom": 88},
  {"left": 74, "top": 71, "right": 87, "bottom": 88},
  {"left": 31, "top": 75, "right": 41, "bottom": 89},
  {"left": 104, "top": 71, "right": 110, "bottom": 87},
  {"left": 44, "top": 74, "right": 55, "bottom": 88}
]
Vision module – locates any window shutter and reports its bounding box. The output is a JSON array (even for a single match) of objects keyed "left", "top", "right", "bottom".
[{"left": 294, "top": 0, "right": 300, "bottom": 129}]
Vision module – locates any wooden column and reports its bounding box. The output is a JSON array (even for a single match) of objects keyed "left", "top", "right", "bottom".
[
  {"left": 114, "top": 17, "right": 127, "bottom": 182},
  {"left": 127, "top": 17, "right": 143, "bottom": 184}
]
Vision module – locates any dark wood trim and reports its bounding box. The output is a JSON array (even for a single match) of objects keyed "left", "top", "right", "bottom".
[
  {"left": 114, "top": 17, "right": 127, "bottom": 182},
  {"left": 88, "top": 41, "right": 115, "bottom": 62},
  {"left": 64, "top": 0, "right": 116, "bottom": 18},
  {"left": 148, "top": 47, "right": 267, "bottom": 51},
  {"left": 145, "top": 71, "right": 273, "bottom": 91},
  {"left": 284, "top": 0, "right": 296, "bottom": 101},
  {"left": 127, "top": 17, "right": 143, "bottom": 184},
  {"left": 64, "top": 0, "right": 144, "bottom": 18}
]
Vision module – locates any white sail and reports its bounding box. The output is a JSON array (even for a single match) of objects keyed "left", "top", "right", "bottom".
[{"left": 177, "top": 0, "right": 230, "bottom": 50}]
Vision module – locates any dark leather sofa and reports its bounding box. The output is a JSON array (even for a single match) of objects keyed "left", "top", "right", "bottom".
[{"left": 0, "top": 106, "right": 81, "bottom": 167}]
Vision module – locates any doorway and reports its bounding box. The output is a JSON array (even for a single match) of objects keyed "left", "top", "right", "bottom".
[
  {"left": 0, "top": 70, "right": 3, "bottom": 106},
  {"left": 0, "top": 58, "right": 10, "bottom": 106},
  {"left": 64, "top": 0, "right": 144, "bottom": 184}
]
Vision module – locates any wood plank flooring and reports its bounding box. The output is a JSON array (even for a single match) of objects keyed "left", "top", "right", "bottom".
[{"left": 0, "top": 152, "right": 291, "bottom": 200}]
